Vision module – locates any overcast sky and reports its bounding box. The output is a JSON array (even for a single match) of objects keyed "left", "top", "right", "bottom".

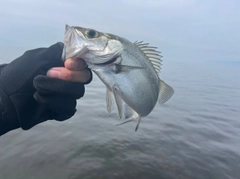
[{"left": 0, "top": 0, "right": 239, "bottom": 63}]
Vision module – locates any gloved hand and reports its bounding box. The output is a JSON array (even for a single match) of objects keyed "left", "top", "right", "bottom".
[{"left": 0, "top": 42, "right": 92, "bottom": 135}]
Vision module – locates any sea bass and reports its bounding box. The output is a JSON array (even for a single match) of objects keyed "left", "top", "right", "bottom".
[{"left": 62, "top": 25, "right": 174, "bottom": 131}]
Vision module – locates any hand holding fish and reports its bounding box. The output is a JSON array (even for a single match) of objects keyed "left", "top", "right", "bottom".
[
  {"left": 0, "top": 42, "right": 92, "bottom": 136},
  {"left": 47, "top": 57, "right": 91, "bottom": 83}
]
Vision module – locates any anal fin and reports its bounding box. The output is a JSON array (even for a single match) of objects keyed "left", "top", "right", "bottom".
[{"left": 116, "top": 106, "right": 142, "bottom": 131}]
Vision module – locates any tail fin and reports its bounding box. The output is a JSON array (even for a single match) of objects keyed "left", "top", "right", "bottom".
[{"left": 158, "top": 80, "right": 174, "bottom": 104}]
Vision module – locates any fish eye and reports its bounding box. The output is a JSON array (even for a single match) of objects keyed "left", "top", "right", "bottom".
[{"left": 86, "top": 29, "right": 98, "bottom": 38}]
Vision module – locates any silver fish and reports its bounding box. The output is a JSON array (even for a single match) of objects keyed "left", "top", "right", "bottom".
[{"left": 62, "top": 25, "right": 174, "bottom": 131}]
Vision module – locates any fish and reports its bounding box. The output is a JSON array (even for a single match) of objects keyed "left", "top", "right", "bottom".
[{"left": 62, "top": 25, "right": 174, "bottom": 131}]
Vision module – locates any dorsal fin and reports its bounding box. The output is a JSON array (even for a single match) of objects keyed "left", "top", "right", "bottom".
[{"left": 134, "top": 41, "right": 162, "bottom": 75}]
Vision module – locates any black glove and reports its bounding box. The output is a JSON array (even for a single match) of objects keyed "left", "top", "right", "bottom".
[{"left": 0, "top": 42, "right": 92, "bottom": 135}]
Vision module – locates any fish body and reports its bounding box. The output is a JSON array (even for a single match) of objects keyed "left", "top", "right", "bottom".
[{"left": 62, "top": 25, "right": 174, "bottom": 130}]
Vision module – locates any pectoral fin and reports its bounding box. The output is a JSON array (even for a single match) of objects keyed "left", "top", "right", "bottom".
[
  {"left": 158, "top": 80, "right": 174, "bottom": 104},
  {"left": 115, "top": 64, "right": 144, "bottom": 73}
]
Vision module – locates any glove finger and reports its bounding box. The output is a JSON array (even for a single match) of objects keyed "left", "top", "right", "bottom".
[
  {"left": 33, "top": 92, "right": 77, "bottom": 121},
  {"left": 33, "top": 75, "right": 85, "bottom": 99},
  {"left": 23, "top": 42, "right": 64, "bottom": 69}
]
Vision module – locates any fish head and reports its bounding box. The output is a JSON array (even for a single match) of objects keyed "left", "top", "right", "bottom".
[{"left": 62, "top": 25, "right": 123, "bottom": 67}]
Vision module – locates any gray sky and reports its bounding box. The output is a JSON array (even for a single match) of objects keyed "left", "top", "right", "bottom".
[{"left": 0, "top": 0, "right": 239, "bottom": 63}]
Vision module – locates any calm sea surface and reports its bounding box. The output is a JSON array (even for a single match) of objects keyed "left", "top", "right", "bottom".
[{"left": 0, "top": 59, "right": 239, "bottom": 179}]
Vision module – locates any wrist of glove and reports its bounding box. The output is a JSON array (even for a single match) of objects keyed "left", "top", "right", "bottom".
[{"left": 0, "top": 43, "right": 91, "bottom": 135}]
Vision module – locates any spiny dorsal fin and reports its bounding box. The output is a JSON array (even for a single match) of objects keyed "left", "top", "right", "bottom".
[{"left": 134, "top": 41, "right": 162, "bottom": 75}]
